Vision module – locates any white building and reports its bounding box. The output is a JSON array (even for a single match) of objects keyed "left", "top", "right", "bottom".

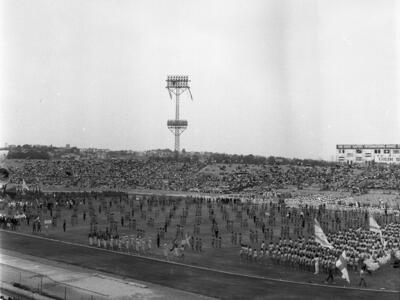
[{"left": 336, "top": 144, "right": 400, "bottom": 164}]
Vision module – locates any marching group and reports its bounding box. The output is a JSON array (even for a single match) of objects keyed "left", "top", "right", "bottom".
[{"left": 1, "top": 188, "right": 399, "bottom": 288}]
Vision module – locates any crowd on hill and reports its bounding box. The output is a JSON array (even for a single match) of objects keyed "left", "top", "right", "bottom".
[
  {"left": 6, "top": 159, "right": 400, "bottom": 193},
  {"left": 8, "top": 159, "right": 205, "bottom": 191}
]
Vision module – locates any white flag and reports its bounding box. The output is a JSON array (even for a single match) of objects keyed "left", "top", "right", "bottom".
[
  {"left": 22, "top": 179, "right": 30, "bottom": 191},
  {"left": 336, "top": 251, "right": 350, "bottom": 283},
  {"left": 369, "top": 215, "right": 386, "bottom": 247},
  {"left": 180, "top": 233, "right": 191, "bottom": 248},
  {"left": 314, "top": 219, "right": 333, "bottom": 249},
  {"left": 369, "top": 215, "right": 381, "bottom": 234}
]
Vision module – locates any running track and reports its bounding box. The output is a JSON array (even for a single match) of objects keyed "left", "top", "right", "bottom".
[{"left": 0, "top": 231, "right": 399, "bottom": 300}]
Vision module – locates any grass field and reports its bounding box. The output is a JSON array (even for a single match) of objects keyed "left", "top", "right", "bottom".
[
  {"left": 1, "top": 230, "right": 399, "bottom": 300},
  {"left": 2, "top": 190, "right": 400, "bottom": 292}
]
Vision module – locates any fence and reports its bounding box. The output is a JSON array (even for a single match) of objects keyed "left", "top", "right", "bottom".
[{"left": 0, "top": 263, "right": 108, "bottom": 300}]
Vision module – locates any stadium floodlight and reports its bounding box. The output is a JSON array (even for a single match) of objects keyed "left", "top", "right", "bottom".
[
  {"left": 165, "top": 75, "right": 193, "bottom": 152},
  {"left": 166, "top": 75, "right": 192, "bottom": 90}
]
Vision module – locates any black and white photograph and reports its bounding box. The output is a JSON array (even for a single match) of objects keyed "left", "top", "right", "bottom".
[{"left": 0, "top": 0, "right": 399, "bottom": 299}]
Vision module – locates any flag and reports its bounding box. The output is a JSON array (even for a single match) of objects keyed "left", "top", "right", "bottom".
[
  {"left": 364, "top": 257, "right": 380, "bottom": 272},
  {"left": 395, "top": 250, "right": 400, "bottom": 260},
  {"left": 314, "top": 218, "right": 333, "bottom": 249},
  {"left": 335, "top": 251, "right": 350, "bottom": 283},
  {"left": 369, "top": 215, "right": 381, "bottom": 234},
  {"left": 22, "top": 179, "right": 29, "bottom": 191},
  {"left": 180, "top": 233, "right": 191, "bottom": 248},
  {"left": 369, "top": 215, "right": 386, "bottom": 247},
  {"left": 377, "top": 252, "right": 391, "bottom": 266},
  {"left": 0, "top": 150, "right": 8, "bottom": 163}
]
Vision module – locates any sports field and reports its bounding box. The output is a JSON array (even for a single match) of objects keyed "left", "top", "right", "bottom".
[
  {"left": 1, "top": 230, "right": 399, "bottom": 300},
  {"left": 8, "top": 192, "right": 400, "bottom": 285},
  {"left": 2, "top": 188, "right": 400, "bottom": 299}
]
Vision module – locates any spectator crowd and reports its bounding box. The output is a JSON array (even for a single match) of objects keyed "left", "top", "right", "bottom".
[{"left": 7, "top": 159, "right": 400, "bottom": 193}]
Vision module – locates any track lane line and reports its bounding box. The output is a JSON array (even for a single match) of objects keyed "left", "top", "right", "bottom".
[{"left": 1, "top": 229, "right": 399, "bottom": 294}]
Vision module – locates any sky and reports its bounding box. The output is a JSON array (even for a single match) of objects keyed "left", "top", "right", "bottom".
[{"left": 1, "top": 0, "right": 399, "bottom": 160}]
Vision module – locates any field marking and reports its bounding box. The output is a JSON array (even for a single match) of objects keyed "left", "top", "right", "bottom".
[{"left": 1, "top": 230, "right": 399, "bottom": 294}]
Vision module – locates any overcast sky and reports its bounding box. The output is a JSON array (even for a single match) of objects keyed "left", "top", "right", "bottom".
[{"left": 1, "top": 0, "right": 399, "bottom": 160}]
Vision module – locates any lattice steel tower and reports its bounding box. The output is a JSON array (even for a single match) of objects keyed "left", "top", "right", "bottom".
[{"left": 166, "top": 75, "right": 193, "bottom": 152}]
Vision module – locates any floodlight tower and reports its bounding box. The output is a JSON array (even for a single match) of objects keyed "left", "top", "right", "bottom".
[{"left": 166, "top": 75, "right": 193, "bottom": 152}]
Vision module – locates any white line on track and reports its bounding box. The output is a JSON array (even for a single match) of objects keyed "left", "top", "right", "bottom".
[{"left": 1, "top": 230, "right": 399, "bottom": 294}]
